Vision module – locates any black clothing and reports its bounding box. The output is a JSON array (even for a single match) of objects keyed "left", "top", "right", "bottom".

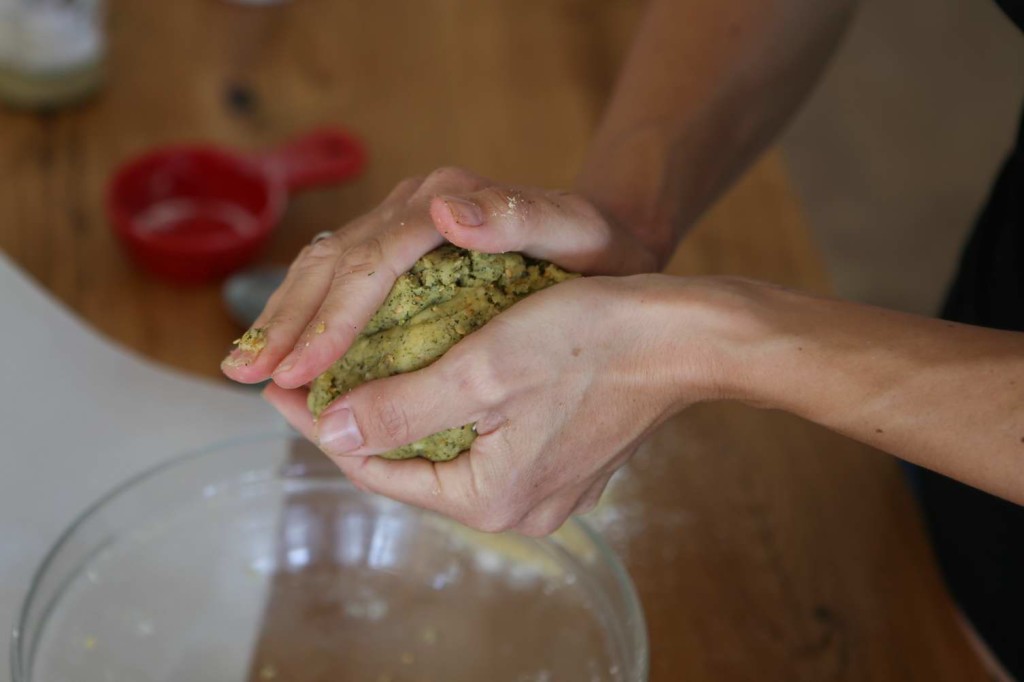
[{"left": 908, "top": 0, "right": 1024, "bottom": 675}]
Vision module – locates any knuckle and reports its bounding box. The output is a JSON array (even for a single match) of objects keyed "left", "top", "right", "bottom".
[
  {"left": 372, "top": 398, "right": 411, "bottom": 445},
  {"left": 459, "top": 479, "right": 522, "bottom": 533},
  {"left": 420, "top": 166, "right": 483, "bottom": 193},
  {"left": 472, "top": 505, "right": 519, "bottom": 534},
  {"left": 446, "top": 351, "right": 508, "bottom": 409},
  {"left": 258, "top": 286, "right": 288, "bottom": 319},
  {"left": 336, "top": 238, "right": 384, "bottom": 277},
  {"left": 284, "top": 250, "right": 310, "bottom": 277},
  {"left": 389, "top": 176, "right": 425, "bottom": 200},
  {"left": 519, "top": 515, "right": 562, "bottom": 538},
  {"left": 480, "top": 186, "right": 529, "bottom": 221},
  {"left": 292, "top": 239, "right": 340, "bottom": 276},
  {"left": 475, "top": 185, "right": 509, "bottom": 208}
]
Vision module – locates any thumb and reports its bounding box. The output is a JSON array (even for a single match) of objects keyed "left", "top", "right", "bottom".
[
  {"left": 312, "top": 355, "right": 484, "bottom": 458},
  {"left": 428, "top": 187, "right": 654, "bottom": 275}
]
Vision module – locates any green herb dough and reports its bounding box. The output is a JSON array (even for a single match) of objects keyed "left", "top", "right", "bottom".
[
  {"left": 234, "top": 327, "right": 268, "bottom": 353},
  {"left": 308, "top": 245, "right": 577, "bottom": 461}
]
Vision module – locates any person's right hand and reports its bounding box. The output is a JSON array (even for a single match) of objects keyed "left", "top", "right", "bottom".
[
  {"left": 261, "top": 273, "right": 736, "bottom": 536},
  {"left": 221, "top": 166, "right": 658, "bottom": 389}
]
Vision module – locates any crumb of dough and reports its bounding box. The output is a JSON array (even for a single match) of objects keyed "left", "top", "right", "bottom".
[
  {"left": 504, "top": 190, "right": 521, "bottom": 217},
  {"left": 308, "top": 246, "right": 577, "bottom": 462},
  {"left": 315, "top": 320, "right": 327, "bottom": 334},
  {"left": 233, "top": 327, "right": 268, "bottom": 354}
]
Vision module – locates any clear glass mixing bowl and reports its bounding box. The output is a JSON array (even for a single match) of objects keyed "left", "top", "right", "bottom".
[{"left": 12, "top": 433, "right": 648, "bottom": 681}]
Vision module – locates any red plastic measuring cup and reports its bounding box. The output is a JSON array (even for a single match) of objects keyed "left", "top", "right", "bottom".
[{"left": 107, "top": 128, "right": 367, "bottom": 284}]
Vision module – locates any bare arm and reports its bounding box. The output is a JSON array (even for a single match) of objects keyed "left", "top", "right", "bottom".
[
  {"left": 577, "top": 0, "right": 859, "bottom": 261},
  {"left": 715, "top": 282, "right": 1024, "bottom": 504},
  {"left": 222, "top": 0, "right": 857, "bottom": 387},
  {"left": 265, "top": 273, "right": 1024, "bottom": 533}
]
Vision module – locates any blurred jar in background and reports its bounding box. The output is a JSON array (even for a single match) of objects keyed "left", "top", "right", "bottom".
[{"left": 0, "top": 0, "right": 106, "bottom": 109}]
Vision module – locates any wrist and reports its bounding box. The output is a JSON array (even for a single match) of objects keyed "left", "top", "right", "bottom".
[
  {"left": 686, "top": 280, "right": 833, "bottom": 415},
  {"left": 597, "top": 275, "right": 811, "bottom": 414},
  {"left": 598, "top": 276, "right": 755, "bottom": 408},
  {"left": 575, "top": 124, "right": 680, "bottom": 266},
  {"left": 630, "top": 276, "right": 799, "bottom": 410}
]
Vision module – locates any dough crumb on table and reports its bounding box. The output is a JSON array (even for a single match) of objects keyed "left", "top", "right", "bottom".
[{"left": 308, "top": 245, "right": 577, "bottom": 462}]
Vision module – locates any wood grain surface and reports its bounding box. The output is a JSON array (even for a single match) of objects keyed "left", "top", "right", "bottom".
[{"left": 0, "top": 1, "right": 985, "bottom": 679}]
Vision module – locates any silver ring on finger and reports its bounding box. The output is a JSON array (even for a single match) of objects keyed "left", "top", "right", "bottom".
[{"left": 310, "top": 231, "right": 334, "bottom": 245}]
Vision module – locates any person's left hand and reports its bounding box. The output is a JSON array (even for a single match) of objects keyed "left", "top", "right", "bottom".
[
  {"left": 220, "top": 167, "right": 657, "bottom": 389},
  {"left": 264, "top": 274, "right": 730, "bottom": 536}
]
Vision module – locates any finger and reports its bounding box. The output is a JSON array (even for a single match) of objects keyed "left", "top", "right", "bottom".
[
  {"left": 429, "top": 188, "right": 655, "bottom": 275},
  {"left": 220, "top": 250, "right": 306, "bottom": 381},
  {"left": 332, "top": 450, "right": 474, "bottom": 519},
  {"left": 271, "top": 221, "right": 446, "bottom": 389},
  {"left": 222, "top": 180, "right": 423, "bottom": 385},
  {"left": 312, "top": 349, "right": 496, "bottom": 457},
  {"left": 514, "top": 494, "right": 581, "bottom": 537},
  {"left": 268, "top": 169, "right": 488, "bottom": 387},
  {"left": 221, "top": 239, "right": 339, "bottom": 383},
  {"left": 383, "top": 175, "right": 425, "bottom": 204},
  {"left": 333, "top": 410, "right": 549, "bottom": 535},
  {"left": 262, "top": 383, "right": 315, "bottom": 440},
  {"left": 573, "top": 471, "right": 615, "bottom": 516},
  {"left": 335, "top": 441, "right": 532, "bottom": 534},
  {"left": 517, "top": 465, "right": 620, "bottom": 535},
  {"left": 266, "top": 169, "right": 491, "bottom": 388}
]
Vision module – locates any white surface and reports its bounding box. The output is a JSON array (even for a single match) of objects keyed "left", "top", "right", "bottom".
[{"left": 0, "top": 252, "right": 278, "bottom": 679}]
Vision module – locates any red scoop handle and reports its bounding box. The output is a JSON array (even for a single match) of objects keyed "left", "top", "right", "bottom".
[{"left": 255, "top": 128, "right": 367, "bottom": 193}]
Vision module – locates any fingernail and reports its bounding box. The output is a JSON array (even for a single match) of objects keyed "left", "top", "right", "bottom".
[
  {"left": 223, "top": 327, "right": 267, "bottom": 369},
  {"left": 317, "top": 406, "right": 365, "bottom": 455},
  {"left": 221, "top": 348, "right": 255, "bottom": 369},
  {"left": 442, "top": 196, "right": 484, "bottom": 226},
  {"left": 274, "top": 349, "right": 302, "bottom": 376}
]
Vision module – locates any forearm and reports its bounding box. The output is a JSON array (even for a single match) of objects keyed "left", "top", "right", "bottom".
[
  {"left": 707, "top": 282, "right": 1024, "bottom": 504},
  {"left": 576, "top": 0, "right": 857, "bottom": 262}
]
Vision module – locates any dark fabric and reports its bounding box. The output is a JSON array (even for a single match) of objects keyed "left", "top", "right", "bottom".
[
  {"left": 906, "top": 1, "right": 1024, "bottom": 675},
  {"left": 941, "top": 127, "right": 1024, "bottom": 330},
  {"left": 995, "top": 0, "right": 1024, "bottom": 30}
]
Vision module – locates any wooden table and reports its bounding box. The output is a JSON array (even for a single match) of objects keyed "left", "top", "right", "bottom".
[{"left": 0, "top": 1, "right": 987, "bottom": 679}]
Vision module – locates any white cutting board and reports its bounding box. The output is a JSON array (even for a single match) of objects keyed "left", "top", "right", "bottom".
[{"left": 0, "top": 253, "right": 280, "bottom": 679}]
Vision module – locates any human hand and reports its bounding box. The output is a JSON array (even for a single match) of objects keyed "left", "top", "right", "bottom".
[
  {"left": 264, "top": 275, "right": 734, "bottom": 536},
  {"left": 220, "top": 167, "right": 657, "bottom": 389}
]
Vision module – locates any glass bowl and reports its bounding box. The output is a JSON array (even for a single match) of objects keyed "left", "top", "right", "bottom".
[{"left": 12, "top": 433, "right": 648, "bottom": 681}]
